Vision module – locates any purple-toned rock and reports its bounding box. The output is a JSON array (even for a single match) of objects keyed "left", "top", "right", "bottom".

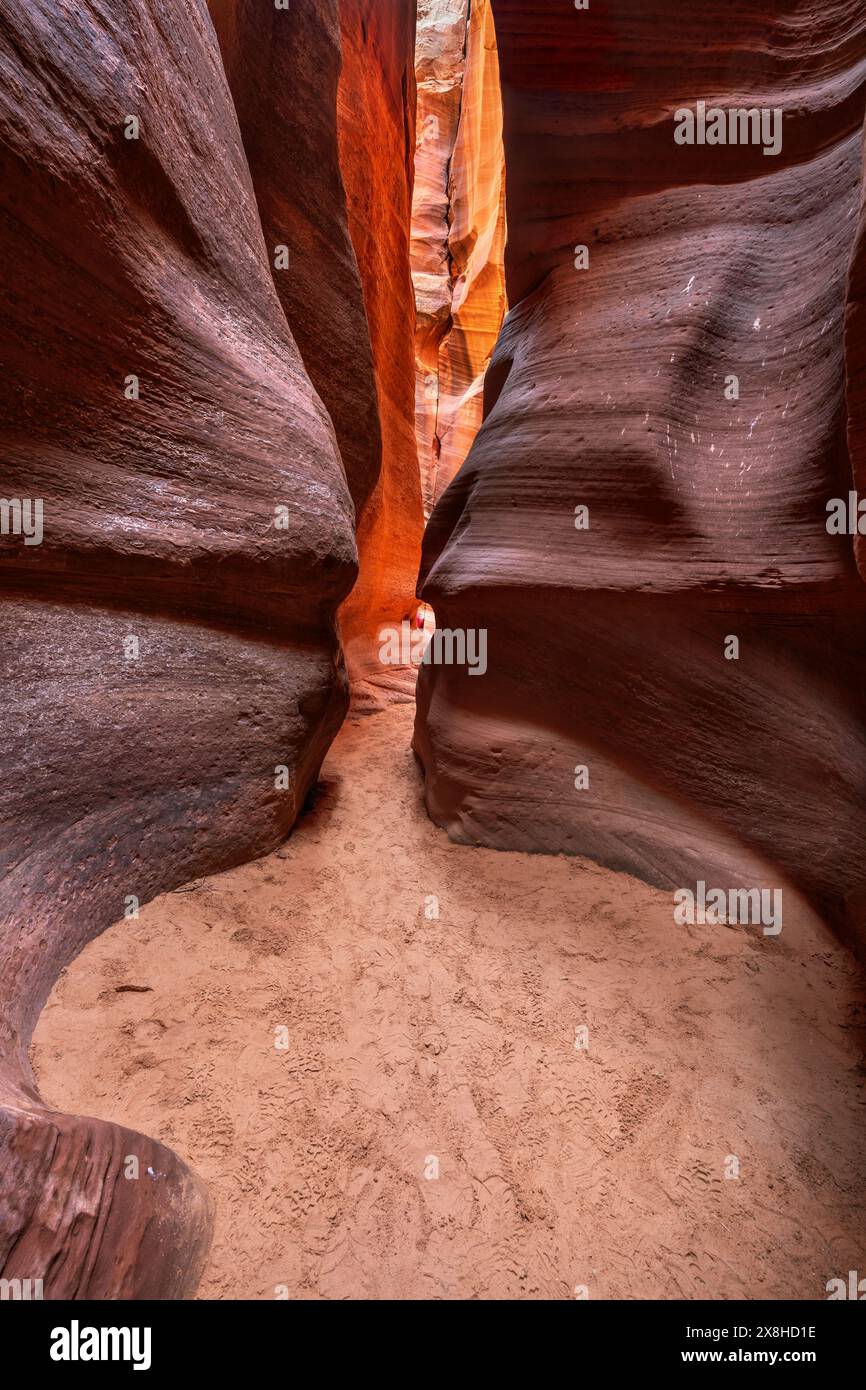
[
  {"left": 0, "top": 0, "right": 356, "bottom": 1296},
  {"left": 415, "top": 0, "right": 866, "bottom": 949}
]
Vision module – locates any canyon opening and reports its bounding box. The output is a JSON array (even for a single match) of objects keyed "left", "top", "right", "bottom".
[{"left": 1, "top": 0, "right": 866, "bottom": 1344}]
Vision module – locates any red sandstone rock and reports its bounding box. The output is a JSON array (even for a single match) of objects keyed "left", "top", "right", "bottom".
[
  {"left": 0, "top": 0, "right": 356, "bottom": 1295},
  {"left": 411, "top": 0, "right": 506, "bottom": 512},
  {"left": 208, "top": 0, "right": 381, "bottom": 513},
  {"left": 208, "top": 0, "right": 424, "bottom": 705},
  {"left": 436, "top": 0, "right": 507, "bottom": 501},
  {"left": 415, "top": 0, "right": 866, "bottom": 947},
  {"left": 412, "top": 2, "right": 471, "bottom": 506},
  {"left": 847, "top": 118, "right": 866, "bottom": 581},
  {"left": 337, "top": 0, "right": 426, "bottom": 702}
]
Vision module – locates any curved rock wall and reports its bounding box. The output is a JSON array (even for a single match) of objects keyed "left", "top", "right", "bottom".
[
  {"left": 207, "top": 0, "right": 423, "bottom": 704},
  {"left": 0, "top": 0, "right": 356, "bottom": 1296},
  {"left": 847, "top": 116, "right": 866, "bottom": 582},
  {"left": 337, "top": 0, "right": 426, "bottom": 702},
  {"left": 412, "top": 0, "right": 506, "bottom": 513},
  {"left": 207, "top": 0, "right": 381, "bottom": 515},
  {"left": 415, "top": 0, "right": 866, "bottom": 947},
  {"left": 412, "top": 1, "right": 471, "bottom": 508}
]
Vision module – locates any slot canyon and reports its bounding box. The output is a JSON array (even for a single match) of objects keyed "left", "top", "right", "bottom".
[{"left": 1, "top": 0, "right": 865, "bottom": 1307}]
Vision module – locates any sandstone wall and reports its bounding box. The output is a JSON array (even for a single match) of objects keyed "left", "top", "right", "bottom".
[
  {"left": 412, "top": 1, "right": 471, "bottom": 509},
  {"left": 207, "top": 0, "right": 424, "bottom": 705},
  {"left": 208, "top": 0, "right": 381, "bottom": 515},
  {"left": 337, "top": 0, "right": 426, "bottom": 702},
  {"left": 415, "top": 0, "right": 866, "bottom": 948},
  {"left": 411, "top": 0, "right": 506, "bottom": 513},
  {"left": 847, "top": 116, "right": 866, "bottom": 582},
  {"left": 0, "top": 0, "right": 357, "bottom": 1296}
]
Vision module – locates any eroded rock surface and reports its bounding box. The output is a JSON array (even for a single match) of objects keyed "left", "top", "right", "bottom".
[
  {"left": 847, "top": 119, "right": 866, "bottom": 582},
  {"left": 415, "top": 0, "right": 866, "bottom": 948},
  {"left": 337, "top": 0, "right": 426, "bottom": 701},
  {"left": 412, "top": 0, "right": 506, "bottom": 512},
  {"left": 208, "top": 0, "right": 381, "bottom": 514},
  {"left": 0, "top": 0, "right": 356, "bottom": 1295}
]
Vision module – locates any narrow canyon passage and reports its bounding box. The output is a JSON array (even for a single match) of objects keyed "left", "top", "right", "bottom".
[
  {"left": 32, "top": 704, "right": 866, "bottom": 1300},
  {"left": 3, "top": 0, "right": 866, "bottom": 1314}
]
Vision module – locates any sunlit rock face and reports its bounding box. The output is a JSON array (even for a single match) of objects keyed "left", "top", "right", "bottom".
[
  {"left": 411, "top": 0, "right": 506, "bottom": 513},
  {"left": 415, "top": 0, "right": 866, "bottom": 949},
  {"left": 337, "top": 0, "right": 427, "bottom": 704},
  {"left": 412, "top": 0, "right": 470, "bottom": 507},
  {"left": 0, "top": 0, "right": 356, "bottom": 1295},
  {"left": 208, "top": 0, "right": 424, "bottom": 708}
]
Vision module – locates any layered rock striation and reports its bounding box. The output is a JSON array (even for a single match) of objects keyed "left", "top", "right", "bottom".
[
  {"left": 411, "top": 0, "right": 506, "bottom": 513},
  {"left": 208, "top": 0, "right": 381, "bottom": 515},
  {"left": 337, "top": 0, "right": 426, "bottom": 701},
  {"left": 0, "top": 0, "right": 358, "bottom": 1296},
  {"left": 415, "top": 0, "right": 866, "bottom": 948}
]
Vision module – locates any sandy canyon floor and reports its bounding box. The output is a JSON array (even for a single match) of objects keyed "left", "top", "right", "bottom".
[{"left": 32, "top": 703, "right": 866, "bottom": 1300}]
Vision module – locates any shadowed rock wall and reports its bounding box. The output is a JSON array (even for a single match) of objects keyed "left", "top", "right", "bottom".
[
  {"left": 0, "top": 0, "right": 357, "bottom": 1296},
  {"left": 208, "top": 0, "right": 381, "bottom": 514},
  {"left": 415, "top": 0, "right": 866, "bottom": 949}
]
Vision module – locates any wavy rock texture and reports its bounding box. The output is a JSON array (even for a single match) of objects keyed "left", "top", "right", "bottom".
[
  {"left": 207, "top": 0, "right": 380, "bottom": 514},
  {"left": 208, "top": 0, "right": 423, "bottom": 704},
  {"left": 415, "top": 0, "right": 866, "bottom": 948},
  {"left": 412, "top": 1, "right": 471, "bottom": 506},
  {"left": 847, "top": 117, "right": 866, "bottom": 581},
  {"left": 0, "top": 0, "right": 356, "bottom": 1296},
  {"left": 337, "top": 0, "right": 426, "bottom": 703},
  {"left": 412, "top": 0, "right": 506, "bottom": 513}
]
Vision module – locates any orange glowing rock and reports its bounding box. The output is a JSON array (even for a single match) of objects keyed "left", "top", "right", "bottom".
[{"left": 411, "top": 0, "right": 507, "bottom": 513}]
